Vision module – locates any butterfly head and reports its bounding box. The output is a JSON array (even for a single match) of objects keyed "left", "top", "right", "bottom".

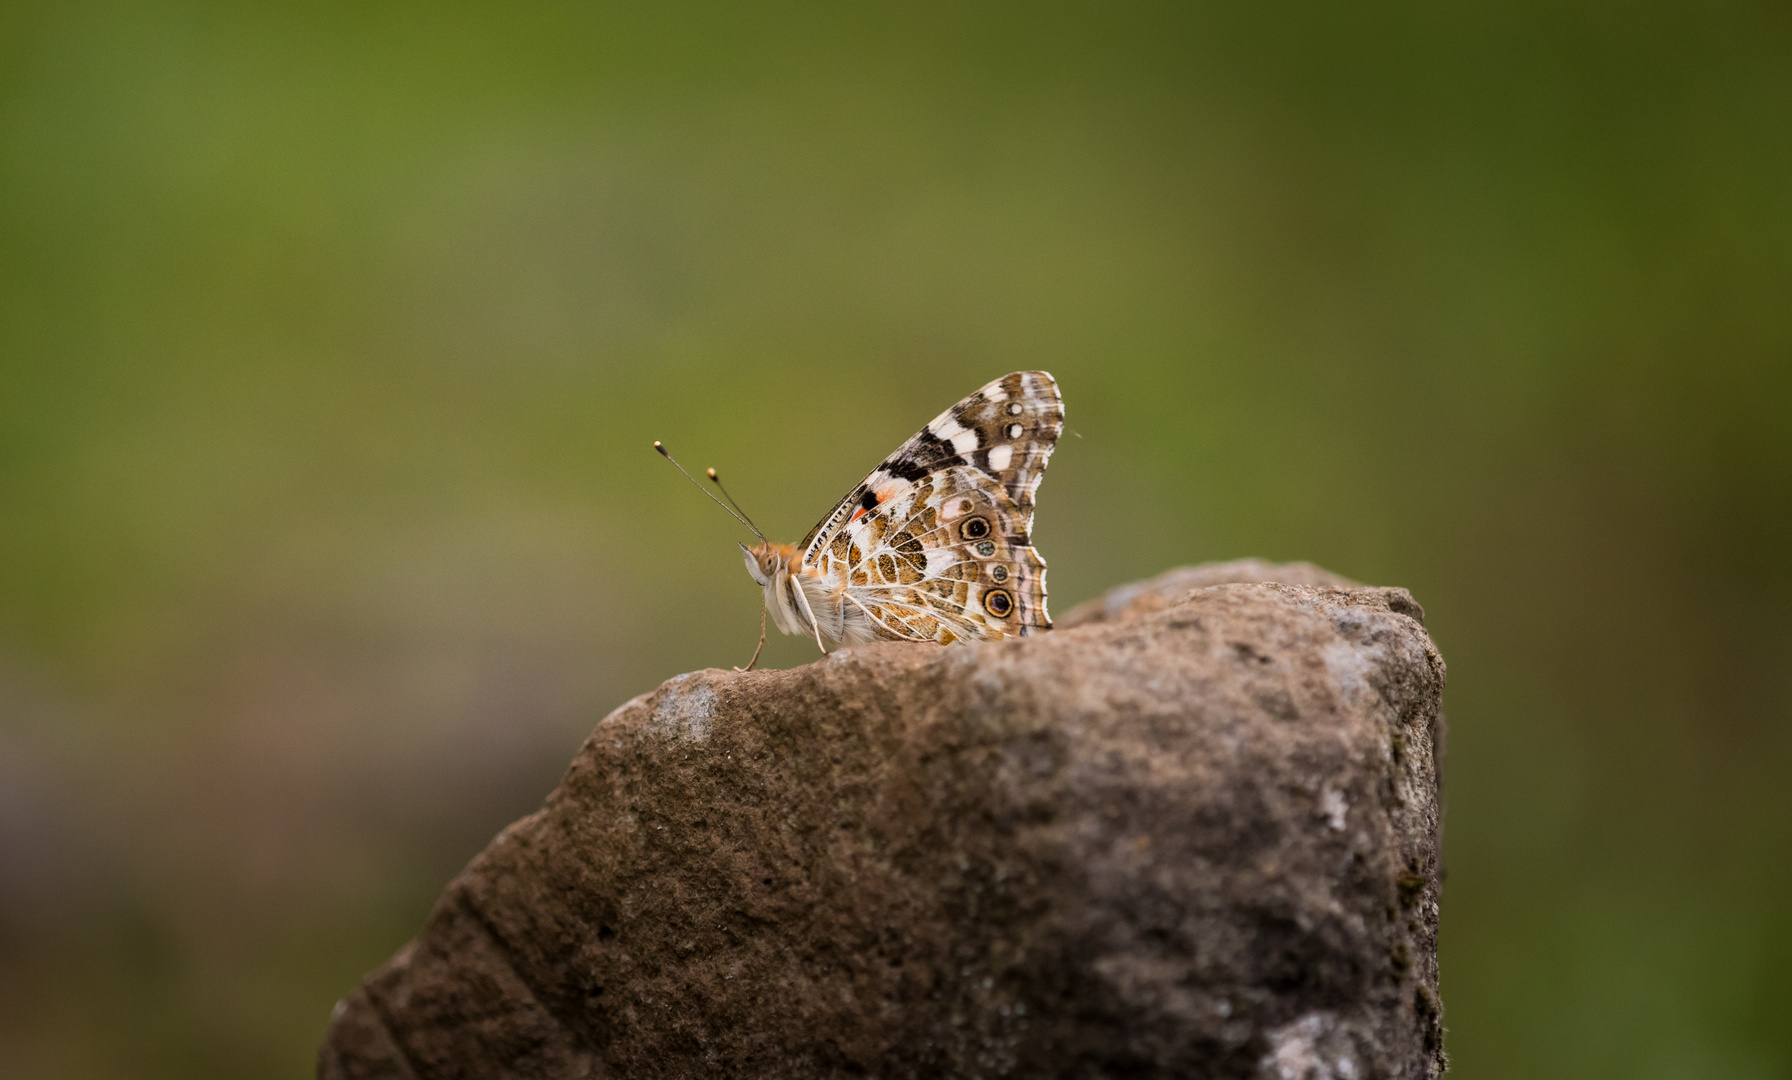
[{"left": 739, "top": 541, "right": 799, "bottom": 587}]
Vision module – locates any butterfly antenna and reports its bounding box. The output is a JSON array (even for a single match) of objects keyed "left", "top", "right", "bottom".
[
  {"left": 705, "top": 467, "right": 767, "bottom": 540},
  {"left": 653, "top": 441, "right": 767, "bottom": 541}
]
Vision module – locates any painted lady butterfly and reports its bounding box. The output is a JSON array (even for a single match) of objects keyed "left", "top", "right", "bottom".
[{"left": 659, "top": 370, "right": 1064, "bottom": 669}]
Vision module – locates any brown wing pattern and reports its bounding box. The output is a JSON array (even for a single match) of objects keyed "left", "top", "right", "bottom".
[
  {"left": 800, "top": 370, "right": 1063, "bottom": 566},
  {"left": 832, "top": 467, "right": 1049, "bottom": 644}
]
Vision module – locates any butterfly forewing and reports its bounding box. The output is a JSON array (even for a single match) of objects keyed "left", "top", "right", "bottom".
[{"left": 800, "top": 370, "right": 1062, "bottom": 562}]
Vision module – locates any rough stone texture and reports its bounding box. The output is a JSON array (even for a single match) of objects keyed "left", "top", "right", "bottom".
[
  {"left": 1056, "top": 560, "right": 1363, "bottom": 629},
  {"left": 319, "top": 561, "right": 1447, "bottom": 1080}
]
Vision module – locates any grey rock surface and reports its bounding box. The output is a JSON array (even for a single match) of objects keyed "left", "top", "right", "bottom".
[
  {"left": 1055, "top": 560, "right": 1364, "bottom": 628},
  {"left": 319, "top": 561, "right": 1448, "bottom": 1079}
]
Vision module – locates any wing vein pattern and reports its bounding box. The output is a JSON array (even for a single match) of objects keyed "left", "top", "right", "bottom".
[{"left": 798, "top": 370, "right": 1063, "bottom": 645}]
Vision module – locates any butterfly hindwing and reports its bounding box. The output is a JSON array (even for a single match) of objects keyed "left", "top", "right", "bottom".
[{"left": 824, "top": 466, "right": 1049, "bottom": 644}]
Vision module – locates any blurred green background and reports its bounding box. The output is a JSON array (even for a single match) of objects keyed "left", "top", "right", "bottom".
[{"left": 1, "top": 2, "right": 1787, "bottom": 1077}]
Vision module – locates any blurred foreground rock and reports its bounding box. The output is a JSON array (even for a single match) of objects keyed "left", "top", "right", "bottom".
[{"left": 319, "top": 560, "right": 1447, "bottom": 1079}]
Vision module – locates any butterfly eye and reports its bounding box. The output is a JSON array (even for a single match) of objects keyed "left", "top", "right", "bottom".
[
  {"left": 959, "top": 517, "right": 990, "bottom": 540},
  {"left": 975, "top": 540, "right": 996, "bottom": 557},
  {"left": 990, "top": 565, "right": 1009, "bottom": 582},
  {"left": 984, "top": 588, "right": 1014, "bottom": 617}
]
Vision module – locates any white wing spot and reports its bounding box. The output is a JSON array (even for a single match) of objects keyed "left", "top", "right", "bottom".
[
  {"left": 987, "top": 444, "right": 1013, "bottom": 471},
  {"left": 1005, "top": 423, "right": 1023, "bottom": 438},
  {"left": 932, "top": 417, "right": 966, "bottom": 441},
  {"left": 950, "top": 430, "right": 978, "bottom": 454}
]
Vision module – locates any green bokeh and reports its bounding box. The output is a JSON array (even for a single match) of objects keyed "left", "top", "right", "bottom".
[{"left": 1, "top": 3, "right": 1787, "bottom": 1077}]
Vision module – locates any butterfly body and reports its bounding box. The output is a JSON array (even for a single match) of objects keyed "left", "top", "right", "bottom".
[
  {"left": 742, "top": 371, "right": 1063, "bottom": 653},
  {"left": 739, "top": 540, "right": 872, "bottom": 647}
]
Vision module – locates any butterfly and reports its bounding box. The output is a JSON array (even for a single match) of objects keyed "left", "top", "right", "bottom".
[{"left": 659, "top": 371, "right": 1064, "bottom": 669}]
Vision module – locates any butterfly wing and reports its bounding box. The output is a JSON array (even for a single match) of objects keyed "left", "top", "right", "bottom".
[
  {"left": 798, "top": 370, "right": 1064, "bottom": 568},
  {"left": 830, "top": 466, "right": 1050, "bottom": 643}
]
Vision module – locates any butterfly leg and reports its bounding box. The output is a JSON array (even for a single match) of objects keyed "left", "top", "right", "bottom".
[
  {"left": 736, "top": 600, "right": 767, "bottom": 672},
  {"left": 735, "top": 601, "right": 767, "bottom": 671},
  {"left": 788, "top": 575, "right": 828, "bottom": 655}
]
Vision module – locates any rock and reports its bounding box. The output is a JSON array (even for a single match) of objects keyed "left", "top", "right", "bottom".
[
  {"left": 318, "top": 561, "right": 1448, "bottom": 1080},
  {"left": 1055, "top": 560, "right": 1365, "bottom": 628}
]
